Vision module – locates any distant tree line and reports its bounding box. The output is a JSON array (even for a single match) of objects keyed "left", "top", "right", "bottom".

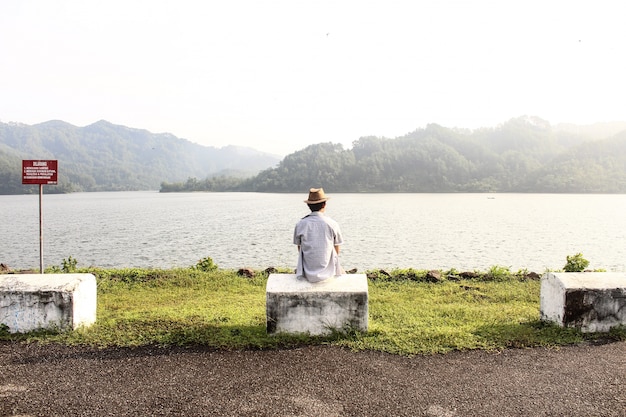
[{"left": 161, "top": 117, "right": 626, "bottom": 193}]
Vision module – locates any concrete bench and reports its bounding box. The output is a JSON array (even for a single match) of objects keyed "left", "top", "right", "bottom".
[
  {"left": 266, "top": 274, "right": 368, "bottom": 335},
  {"left": 0, "top": 274, "right": 97, "bottom": 333},
  {"left": 540, "top": 272, "right": 626, "bottom": 332}
]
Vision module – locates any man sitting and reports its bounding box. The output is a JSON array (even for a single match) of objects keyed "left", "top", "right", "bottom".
[{"left": 293, "top": 188, "right": 344, "bottom": 283}]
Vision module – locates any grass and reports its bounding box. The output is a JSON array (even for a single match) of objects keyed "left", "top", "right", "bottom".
[{"left": 2, "top": 266, "right": 624, "bottom": 355}]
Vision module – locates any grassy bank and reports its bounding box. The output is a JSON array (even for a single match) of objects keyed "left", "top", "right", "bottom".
[{"left": 2, "top": 266, "right": 624, "bottom": 355}]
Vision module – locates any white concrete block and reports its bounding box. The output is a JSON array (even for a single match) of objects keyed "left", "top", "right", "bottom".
[
  {"left": 266, "top": 274, "right": 368, "bottom": 335},
  {"left": 0, "top": 274, "right": 97, "bottom": 333},
  {"left": 540, "top": 272, "right": 626, "bottom": 332}
]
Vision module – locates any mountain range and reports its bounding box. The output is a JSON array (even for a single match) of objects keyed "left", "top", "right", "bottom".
[
  {"left": 2, "top": 116, "right": 626, "bottom": 194},
  {"left": 163, "top": 116, "right": 626, "bottom": 193},
  {"left": 0, "top": 120, "right": 280, "bottom": 194}
]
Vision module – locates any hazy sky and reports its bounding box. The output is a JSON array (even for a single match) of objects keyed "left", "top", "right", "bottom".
[{"left": 1, "top": 1, "right": 624, "bottom": 155}]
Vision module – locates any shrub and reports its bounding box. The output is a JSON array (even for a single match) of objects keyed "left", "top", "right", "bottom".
[
  {"left": 484, "top": 265, "right": 513, "bottom": 281},
  {"left": 62, "top": 256, "right": 78, "bottom": 273},
  {"left": 195, "top": 256, "right": 218, "bottom": 272},
  {"left": 564, "top": 253, "right": 589, "bottom": 272},
  {"left": 45, "top": 256, "right": 78, "bottom": 273}
]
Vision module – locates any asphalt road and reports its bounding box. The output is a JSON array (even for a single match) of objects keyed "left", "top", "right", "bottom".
[{"left": 1, "top": 340, "right": 625, "bottom": 417}]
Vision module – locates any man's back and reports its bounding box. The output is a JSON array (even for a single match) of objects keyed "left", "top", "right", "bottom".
[{"left": 294, "top": 210, "right": 343, "bottom": 283}]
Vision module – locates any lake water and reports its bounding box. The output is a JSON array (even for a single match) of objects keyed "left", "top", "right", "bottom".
[{"left": 1, "top": 192, "right": 625, "bottom": 273}]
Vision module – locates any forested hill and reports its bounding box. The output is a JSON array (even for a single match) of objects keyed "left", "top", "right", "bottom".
[
  {"left": 0, "top": 120, "right": 280, "bottom": 194},
  {"left": 161, "top": 116, "right": 626, "bottom": 193}
]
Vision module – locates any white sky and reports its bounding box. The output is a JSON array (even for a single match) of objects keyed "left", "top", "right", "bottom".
[{"left": 1, "top": 0, "right": 625, "bottom": 156}]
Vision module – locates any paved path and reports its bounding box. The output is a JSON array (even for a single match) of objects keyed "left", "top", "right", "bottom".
[{"left": 1, "top": 340, "right": 625, "bottom": 416}]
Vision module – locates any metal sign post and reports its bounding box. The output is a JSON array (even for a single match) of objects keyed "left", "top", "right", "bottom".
[{"left": 22, "top": 160, "right": 58, "bottom": 273}]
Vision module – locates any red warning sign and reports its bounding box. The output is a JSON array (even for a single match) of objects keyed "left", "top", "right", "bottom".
[{"left": 22, "top": 160, "right": 58, "bottom": 185}]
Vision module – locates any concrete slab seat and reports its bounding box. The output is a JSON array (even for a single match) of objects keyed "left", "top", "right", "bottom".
[
  {"left": 0, "top": 273, "right": 97, "bottom": 333},
  {"left": 266, "top": 274, "right": 368, "bottom": 335},
  {"left": 540, "top": 272, "right": 626, "bottom": 332}
]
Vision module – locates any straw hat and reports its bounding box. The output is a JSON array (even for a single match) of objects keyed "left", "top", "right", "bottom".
[{"left": 304, "top": 188, "right": 330, "bottom": 204}]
